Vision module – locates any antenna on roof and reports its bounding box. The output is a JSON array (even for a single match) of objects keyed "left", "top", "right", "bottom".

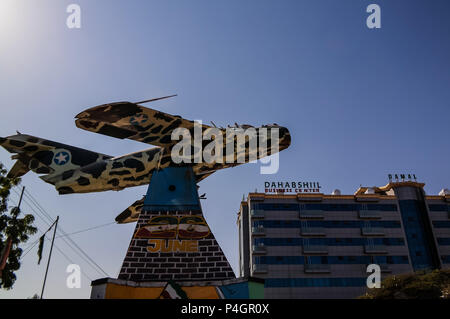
[{"left": 135, "top": 94, "right": 177, "bottom": 104}]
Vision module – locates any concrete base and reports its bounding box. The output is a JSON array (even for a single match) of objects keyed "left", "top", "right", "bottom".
[{"left": 90, "top": 277, "right": 265, "bottom": 299}]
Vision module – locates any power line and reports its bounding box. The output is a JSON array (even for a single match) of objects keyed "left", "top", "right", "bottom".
[
  {"left": 11, "top": 187, "right": 109, "bottom": 278},
  {"left": 21, "top": 237, "right": 42, "bottom": 258},
  {"left": 49, "top": 237, "right": 93, "bottom": 282},
  {"left": 8, "top": 193, "right": 52, "bottom": 252},
  {"left": 19, "top": 188, "right": 109, "bottom": 277},
  {"left": 1, "top": 165, "right": 100, "bottom": 282},
  {"left": 23, "top": 189, "right": 110, "bottom": 277},
  {"left": 13, "top": 209, "right": 95, "bottom": 282},
  {"left": 19, "top": 218, "right": 94, "bottom": 282},
  {"left": 22, "top": 233, "right": 93, "bottom": 282},
  {"left": 55, "top": 221, "right": 116, "bottom": 238}
]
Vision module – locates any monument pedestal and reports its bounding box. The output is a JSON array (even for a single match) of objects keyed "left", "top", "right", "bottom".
[
  {"left": 117, "top": 209, "right": 235, "bottom": 282},
  {"left": 91, "top": 166, "right": 244, "bottom": 298},
  {"left": 118, "top": 166, "right": 235, "bottom": 282}
]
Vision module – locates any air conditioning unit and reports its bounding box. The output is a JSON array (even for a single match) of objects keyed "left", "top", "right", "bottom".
[{"left": 332, "top": 189, "right": 341, "bottom": 195}]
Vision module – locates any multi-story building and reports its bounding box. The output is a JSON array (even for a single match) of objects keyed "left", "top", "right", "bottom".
[{"left": 237, "top": 181, "right": 450, "bottom": 298}]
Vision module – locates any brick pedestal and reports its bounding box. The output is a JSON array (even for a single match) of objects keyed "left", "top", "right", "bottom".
[{"left": 118, "top": 209, "right": 235, "bottom": 281}]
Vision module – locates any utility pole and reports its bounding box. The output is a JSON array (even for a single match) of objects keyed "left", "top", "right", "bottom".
[
  {"left": 17, "top": 186, "right": 25, "bottom": 210},
  {"left": 40, "top": 215, "right": 59, "bottom": 299}
]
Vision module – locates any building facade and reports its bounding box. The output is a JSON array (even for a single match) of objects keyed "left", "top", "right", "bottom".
[{"left": 237, "top": 181, "right": 450, "bottom": 298}]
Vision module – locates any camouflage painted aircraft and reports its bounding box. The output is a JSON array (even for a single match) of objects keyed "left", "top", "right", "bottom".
[{"left": 0, "top": 95, "right": 290, "bottom": 223}]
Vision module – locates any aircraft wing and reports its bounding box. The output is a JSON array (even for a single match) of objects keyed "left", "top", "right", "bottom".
[
  {"left": 75, "top": 97, "right": 214, "bottom": 147},
  {"left": 194, "top": 169, "right": 216, "bottom": 182}
]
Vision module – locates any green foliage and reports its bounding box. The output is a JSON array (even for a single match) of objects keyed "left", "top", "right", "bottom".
[
  {"left": 0, "top": 162, "right": 37, "bottom": 289},
  {"left": 360, "top": 269, "right": 450, "bottom": 299}
]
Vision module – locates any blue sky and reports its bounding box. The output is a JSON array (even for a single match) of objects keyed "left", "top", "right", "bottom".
[{"left": 0, "top": 0, "right": 449, "bottom": 298}]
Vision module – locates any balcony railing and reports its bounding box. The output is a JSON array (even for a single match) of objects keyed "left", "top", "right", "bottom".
[
  {"left": 365, "top": 264, "right": 391, "bottom": 273},
  {"left": 303, "top": 245, "right": 328, "bottom": 254},
  {"left": 252, "top": 244, "right": 267, "bottom": 254},
  {"left": 380, "top": 264, "right": 391, "bottom": 273},
  {"left": 364, "top": 245, "right": 387, "bottom": 254},
  {"left": 361, "top": 227, "right": 385, "bottom": 236},
  {"left": 250, "top": 209, "right": 265, "bottom": 218},
  {"left": 358, "top": 210, "right": 381, "bottom": 219},
  {"left": 252, "top": 226, "right": 265, "bottom": 236},
  {"left": 300, "top": 227, "right": 326, "bottom": 236},
  {"left": 252, "top": 264, "right": 268, "bottom": 274},
  {"left": 299, "top": 210, "right": 324, "bottom": 219},
  {"left": 304, "top": 264, "right": 331, "bottom": 273}
]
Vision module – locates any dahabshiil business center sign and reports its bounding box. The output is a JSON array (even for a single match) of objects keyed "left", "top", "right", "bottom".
[{"left": 264, "top": 181, "right": 322, "bottom": 194}]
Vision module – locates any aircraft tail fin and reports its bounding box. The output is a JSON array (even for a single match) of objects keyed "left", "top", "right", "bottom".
[
  {"left": 7, "top": 159, "right": 30, "bottom": 179},
  {"left": 115, "top": 197, "right": 145, "bottom": 224},
  {"left": 0, "top": 134, "right": 112, "bottom": 180}
]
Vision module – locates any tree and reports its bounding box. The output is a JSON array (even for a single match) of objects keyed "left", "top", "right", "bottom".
[
  {"left": 0, "top": 162, "right": 37, "bottom": 289},
  {"left": 360, "top": 269, "right": 450, "bottom": 299}
]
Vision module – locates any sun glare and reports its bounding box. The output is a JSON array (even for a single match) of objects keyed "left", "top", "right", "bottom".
[{"left": 0, "top": 0, "right": 22, "bottom": 38}]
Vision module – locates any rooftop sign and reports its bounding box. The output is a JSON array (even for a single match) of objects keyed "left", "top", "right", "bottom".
[
  {"left": 388, "top": 174, "right": 417, "bottom": 182},
  {"left": 264, "top": 181, "right": 322, "bottom": 194}
]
